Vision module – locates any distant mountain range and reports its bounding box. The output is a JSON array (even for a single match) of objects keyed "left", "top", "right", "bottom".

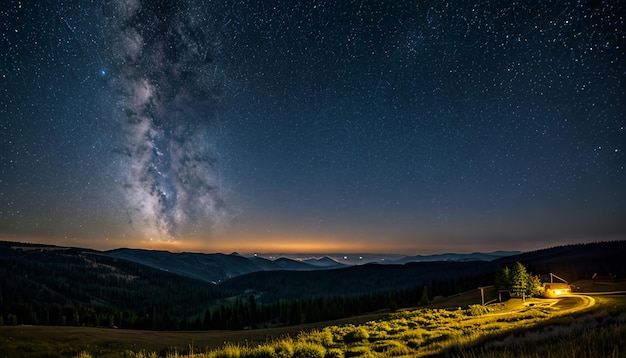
[
  {"left": 386, "top": 251, "right": 522, "bottom": 264},
  {"left": 2, "top": 240, "right": 623, "bottom": 291},
  {"left": 253, "top": 251, "right": 522, "bottom": 266},
  {"left": 106, "top": 248, "right": 330, "bottom": 284},
  {"left": 0, "top": 241, "right": 522, "bottom": 285},
  {"left": 105, "top": 248, "right": 520, "bottom": 283}
]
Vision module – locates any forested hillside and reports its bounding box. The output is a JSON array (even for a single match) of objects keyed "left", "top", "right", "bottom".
[
  {"left": 492, "top": 240, "right": 626, "bottom": 282},
  {"left": 1, "top": 240, "right": 624, "bottom": 331},
  {"left": 0, "top": 242, "right": 221, "bottom": 330}
]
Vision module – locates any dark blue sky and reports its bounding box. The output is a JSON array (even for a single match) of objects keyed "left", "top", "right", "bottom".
[{"left": 1, "top": 0, "right": 624, "bottom": 254}]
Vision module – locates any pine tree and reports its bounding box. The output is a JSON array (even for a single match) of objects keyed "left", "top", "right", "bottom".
[
  {"left": 419, "top": 285, "right": 429, "bottom": 306},
  {"left": 511, "top": 262, "right": 528, "bottom": 298},
  {"left": 7, "top": 313, "right": 17, "bottom": 325},
  {"left": 495, "top": 266, "right": 511, "bottom": 292},
  {"left": 496, "top": 262, "right": 541, "bottom": 299},
  {"left": 72, "top": 309, "right": 80, "bottom": 326},
  {"left": 248, "top": 295, "right": 257, "bottom": 329},
  {"left": 203, "top": 309, "right": 211, "bottom": 329}
]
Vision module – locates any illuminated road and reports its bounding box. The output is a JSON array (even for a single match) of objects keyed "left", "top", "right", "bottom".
[
  {"left": 576, "top": 290, "right": 626, "bottom": 296},
  {"left": 553, "top": 294, "right": 595, "bottom": 312},
  {"left": 480, "top": 293, "right": 596, "bottom": 318}
]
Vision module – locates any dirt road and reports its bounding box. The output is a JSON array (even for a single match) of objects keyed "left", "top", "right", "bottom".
[{"left": 553, "top": 294, "right": 595, "bottom": 312}]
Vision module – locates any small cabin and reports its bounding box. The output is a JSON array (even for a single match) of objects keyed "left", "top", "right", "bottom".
[{"left": 543, "top": 283, "right": 571, "bottom": 298}]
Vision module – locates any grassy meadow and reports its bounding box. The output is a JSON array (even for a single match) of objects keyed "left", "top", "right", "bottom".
[{"left": 58, "top": 294, "right": 625, "bottom": 358}]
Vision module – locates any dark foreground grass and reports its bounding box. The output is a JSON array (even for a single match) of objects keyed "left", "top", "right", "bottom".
[
  {"left": 442, "top": 301, "right": 626, "bottom": 358},
  {"left": 459, "top": 323, "right": 626, "bottom": 358},
  {"left": 0, "top": 312, "right": 388, "bottom": 358}
]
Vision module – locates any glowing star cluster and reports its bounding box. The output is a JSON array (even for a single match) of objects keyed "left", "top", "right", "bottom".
[{"left": 104, "top": 0, "right": 230, "bottom": 240}]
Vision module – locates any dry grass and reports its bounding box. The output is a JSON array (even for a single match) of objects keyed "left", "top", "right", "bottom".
[
  {"left": 2, "top": 291, "right": 624, "bottom": 358},
  {"left": 0, "top": 312, "right": 388, "bottom": 358}
]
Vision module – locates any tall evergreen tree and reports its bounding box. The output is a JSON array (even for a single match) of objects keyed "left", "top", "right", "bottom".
[
  {"left": 248, "top": 295, "right": 256, "bottom": 328},
  {"left": 495, "top": 262, "right": 542, "bottom": 299},
  {"left": 419, "top": 286, "right": 429, "bottom": 306},
  {"left": 495, "top": 266, "right": 511, "bottom": 292}
]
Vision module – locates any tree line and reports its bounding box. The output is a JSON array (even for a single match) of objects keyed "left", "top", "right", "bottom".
[
  {"left": 1, "top": 243, "right": 498, "bottom": 331},
  {"left": 5, "top": 239, "right": 621, "bottom": 331}
]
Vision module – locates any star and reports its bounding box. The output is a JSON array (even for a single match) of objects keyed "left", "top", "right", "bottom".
[{"left": 0, "top": 0, "right": 623, "bottom": 254}]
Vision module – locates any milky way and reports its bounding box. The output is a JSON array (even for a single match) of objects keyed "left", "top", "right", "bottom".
[{"left": 104, "top": 0, "right": 230, "bottom": 239}]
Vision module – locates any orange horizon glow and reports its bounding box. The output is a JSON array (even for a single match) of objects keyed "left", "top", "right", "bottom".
[
  {"left": 1, "top": 231, "right": 605, "bottom": 256},
  {"left": 117, "top": 234, "right": 421, "bottom": 254},
  {"left": 1, "top": 231, "right": 430, "bottom": 254}
]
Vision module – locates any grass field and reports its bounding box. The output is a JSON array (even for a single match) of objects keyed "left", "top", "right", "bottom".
[
  {"left": 0, "top": 311, "right": 389, "bottom": 357},
  {"left": 1, "top": 281, "right": 625, "bottom": 358}
]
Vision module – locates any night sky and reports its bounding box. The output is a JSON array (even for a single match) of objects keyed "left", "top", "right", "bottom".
[{"left": 1, "top": 0, "right": 625, "bottom": 254}]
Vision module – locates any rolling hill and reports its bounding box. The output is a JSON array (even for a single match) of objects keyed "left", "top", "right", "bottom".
[
  {"left": 1, "top": 240, "right": 624, "bottom": 331},
  {"left": 218, "top": 241, "right": 626, "bottom": 302}
]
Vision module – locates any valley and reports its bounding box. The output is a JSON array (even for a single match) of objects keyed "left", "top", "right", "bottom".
[{"left": 0, "top": 240, "right": 625, "bottom": 357}]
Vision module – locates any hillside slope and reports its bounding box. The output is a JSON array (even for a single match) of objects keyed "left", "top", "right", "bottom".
[
  {"left": 220, "top": 241, "right": 626, "bottom": 301},
  {"left": 0, "top": 241, "right": 219, "bottom": 330}
]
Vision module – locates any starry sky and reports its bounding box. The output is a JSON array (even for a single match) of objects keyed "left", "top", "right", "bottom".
[{"left": 1, "top": 0, "right": 625, "bottom": 254}]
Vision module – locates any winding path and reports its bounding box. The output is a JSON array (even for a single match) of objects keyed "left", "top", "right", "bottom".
[{"left": 549, "top": 294, "right": 595, "bottom": 314}]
